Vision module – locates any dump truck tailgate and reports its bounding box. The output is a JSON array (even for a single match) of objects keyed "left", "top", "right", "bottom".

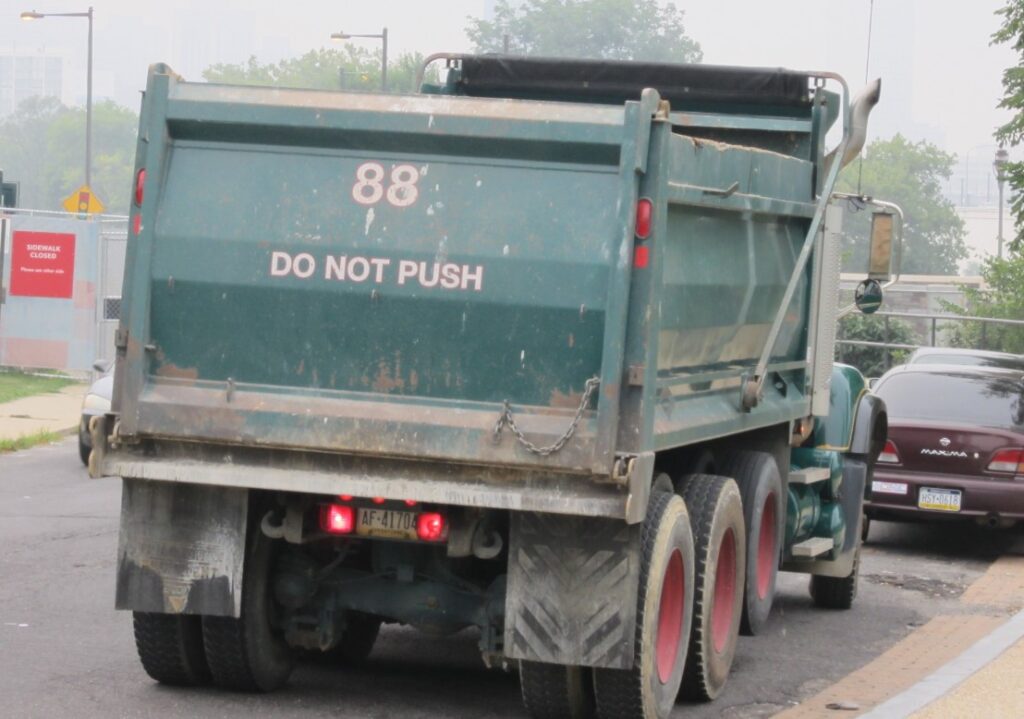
[{"left": 116, "top": 69, "right": 653, "bottom": 475}]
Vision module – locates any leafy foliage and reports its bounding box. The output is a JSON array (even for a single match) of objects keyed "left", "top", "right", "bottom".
[
  {"left": 466, "top": 0, "right": 702, "bottom": 62},
  {"left": 993, "top": 1, "right": 1024, "bottom": 252},
  {"left": 943, "top": 254, "right": 1024, "bottom": 353},
  {"left": 203, "top": 47, "right": 430, "bottom": 94},
  {"left": 836, "top": 314, "right": 919, "bottom": 378},
  {"left": 836, "top": 135, "right": 968, "bottom": 275},
  {"left": 0, "top": 97, "right": 137, "bottom": 213}
]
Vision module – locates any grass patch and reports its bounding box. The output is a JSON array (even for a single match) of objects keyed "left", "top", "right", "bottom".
[
  {"left": 0, "top": 371, "right": 77, "bottom": 404},
  {"left": 0, "top": 429, "right": 65, "bottom": 453}
]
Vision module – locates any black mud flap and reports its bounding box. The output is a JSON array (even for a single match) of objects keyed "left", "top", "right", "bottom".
[
  {"left": 115, "top": 479, "right": 248, "bottom": 617},
  {"left": 504, "top": 512, "right": 641, "bottom": 669}
]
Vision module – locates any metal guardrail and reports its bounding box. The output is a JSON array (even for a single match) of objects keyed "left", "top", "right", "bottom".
[{"left": 836, "top": 311, "right": 1023, "bottom": 371}]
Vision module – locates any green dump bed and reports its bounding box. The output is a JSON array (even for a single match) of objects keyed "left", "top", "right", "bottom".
[{"left": 114, "top": 60, "right": 841, "bottom": 483}]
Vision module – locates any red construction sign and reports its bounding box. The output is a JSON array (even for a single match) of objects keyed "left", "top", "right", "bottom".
[{"left": 9, "top": 230, "right": 76, "bottom": 299}]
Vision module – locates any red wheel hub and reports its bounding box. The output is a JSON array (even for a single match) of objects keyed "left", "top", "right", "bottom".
[
  {"left": 655, "top": 549, "right": 685, "bottom": 683},
  {"left": 757, "top": 494, "right": 777, "bottom": 600},
  {"left": 711, "top": 528, "right": 737, "bottom": 653}
]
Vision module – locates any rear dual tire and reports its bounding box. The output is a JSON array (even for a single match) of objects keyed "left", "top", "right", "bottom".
[
  {"left": 133, "top": 612, "right": 210, "bottom": 686},
  {"left": 718, "top": 451, "right": 783, "bottom": 636},
  {"left": 201, "top": 524, "right": 295, "bottom": 692},
  {"left": 519, "top": 489, "right": 696, "bottom": 719},
  {"left": 593, "top": 490, "right": 695, "bottom": 719},
  {"left": 678, "top": 475, "right": 746, "bottom": 702}
]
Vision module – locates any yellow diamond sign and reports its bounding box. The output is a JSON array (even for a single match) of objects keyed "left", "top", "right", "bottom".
[{"left": 62, "top": 185, "right": 105, "bottom": 215}]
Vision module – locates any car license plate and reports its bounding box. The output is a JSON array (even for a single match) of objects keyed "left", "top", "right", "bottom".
[
  {"left": 918, "top": 487, "right": 962, "bottom": 513},
  {"left": 356, "top": 508, "right": 418, "bottom": 540},
  {"left": 872, "top": 480, "right": 908, "bottom": 495}
]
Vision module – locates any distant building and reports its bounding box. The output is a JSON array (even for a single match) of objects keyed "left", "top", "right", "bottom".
[
  {"left": 0, "top": 53, "right": 63, "bottom": 117},
  {"left": 957, "top": 205, "right": 1007, "bottom": 265}
]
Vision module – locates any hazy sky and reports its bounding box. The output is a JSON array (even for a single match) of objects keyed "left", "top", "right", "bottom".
[{"left": 4, "top": 0, "right": 1016, "bottom": 177}]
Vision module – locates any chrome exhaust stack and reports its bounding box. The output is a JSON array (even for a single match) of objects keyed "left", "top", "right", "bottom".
[{"left": 824, "top": 78, "right": 882, "bottom": 175}]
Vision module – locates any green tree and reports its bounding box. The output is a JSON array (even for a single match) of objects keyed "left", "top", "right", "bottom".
[
  {"left": 944, "top": 256, "right": 1024, "bottom": 352},
  {"left": 0, "top": 97, "right": 137, "bottom": 213},
  {"left": 836, "top": 314, "right": 920, "bottom": 378},
  {"left": 203, "top": 48, "right": 431, "bottom": 94},
  {"left": 993, "top": 1, "right": 1024, "bottom": 252},
  {"left": 836, "top": 135, "right": 968, "bottom": 276},
  {"left": 466, "top": 0, "right": 702, "bottom": 62}
]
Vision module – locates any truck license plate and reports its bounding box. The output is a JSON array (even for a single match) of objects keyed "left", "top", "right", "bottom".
[
  {"left": 918, "top": 487, "right": 962, "bottom": 513},
  {"left": 356, "top": 508, "right": 418, "bottom": 540}
]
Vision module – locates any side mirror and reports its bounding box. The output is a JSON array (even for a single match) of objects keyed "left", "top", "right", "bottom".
[
  {"left": 868, "top": 211, "right": 894, "bottom": 281},
  {"left": 854, "top": 278, "right": 883, "bottom": 315}
]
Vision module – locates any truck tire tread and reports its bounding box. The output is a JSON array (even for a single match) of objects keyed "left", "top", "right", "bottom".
[
  {"left": 678, "top": 474, "right": 745, "bottom": 702},
  {"left": 133, "top": 611, "right": 210, "bottom": 686},
  {"left": 593, "top": 491, "right": 693, "bottom": 719},
  {"left": 718, "top": 450, "right": 783, "bottom": 636},
  {"left": 520, "top": 661, "right": 595, "bottom": 719},
  {"left": 202, "top": 527, "right": 294, "bottom": 693},
  {"left": 810, "top": 548, "right": 860, "bottom": 610}
]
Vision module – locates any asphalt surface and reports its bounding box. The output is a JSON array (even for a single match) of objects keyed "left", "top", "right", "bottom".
[{"left": 1, "top": 437, "right": 1021, "bottom": 718}]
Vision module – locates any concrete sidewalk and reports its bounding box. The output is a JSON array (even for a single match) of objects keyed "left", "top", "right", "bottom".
[
  {"left": 781, "top": 550, "right": 1024, "bottom": 718},
  {"left": 0, "top": 384, "right": 85, "bottom": 442}
]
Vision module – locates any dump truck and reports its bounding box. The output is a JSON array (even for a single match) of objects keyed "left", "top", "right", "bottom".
[{"left": 92, "top": 55, "right": 893, "bottom": 719}]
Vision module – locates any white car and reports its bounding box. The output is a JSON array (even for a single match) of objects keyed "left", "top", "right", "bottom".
[{"left": 79, "top": 361, "right": 113, "bottom": 465}]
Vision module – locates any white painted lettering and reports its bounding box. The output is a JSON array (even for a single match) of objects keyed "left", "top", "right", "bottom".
[
  {"left": 292, "top": 253, "right": 316, "bottom": 279},
  {"left": 440, "top": 263, "right": 461, "bottom": 289},
  {"left": 397, "top": 260, "right": 418, "bottom": 285},
  {"left": 270, "top": 251, "right": 292, "bottom": 276},
  {"left": 370, "top": 257, "right": 391, "bottom": 283},
  {"left": 325, "top": 255, "right": 347, "bottom": 280},
  {"left": 348, "top": 256, "right": 371, "bottom": 282},
  {"left": 419, "top": 261, "right": 440, "bottom": 288},
  {"left": 461, "top": 264, "right": 484, "bottom": 291}
]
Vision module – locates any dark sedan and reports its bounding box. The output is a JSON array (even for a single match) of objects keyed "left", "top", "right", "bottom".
[{"left": 865, "top": 364, "right": 1024, "bottom": 532}]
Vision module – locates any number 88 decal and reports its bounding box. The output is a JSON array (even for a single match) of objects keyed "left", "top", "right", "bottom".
[{"left": 352, "top": 162, "right": 420, "bottom": 208}]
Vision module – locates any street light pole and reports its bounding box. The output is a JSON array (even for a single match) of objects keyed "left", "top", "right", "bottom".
[
  {"left": 20, "top": 7, "right": 94, "bottom": 188},
  {"left": 86, "top": 6, "right": 93, "bottom": 188},
  {"left": 330, "top": 27, "right": 388, "bottom": 92},
  {"left": 381, "top": 27, "right": 388, "bottom": 93},
  {"left": 994, "top": 147, "right": 1009, "bottom": 259}
]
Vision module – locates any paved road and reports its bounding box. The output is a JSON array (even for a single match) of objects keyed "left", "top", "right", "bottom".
[{"left": 1, "top": 438, "right": 1020, "bottom": 718}]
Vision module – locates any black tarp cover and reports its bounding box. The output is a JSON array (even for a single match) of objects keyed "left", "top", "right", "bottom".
[{"left": 456, "top": 56, "right": 812, "bottom": 107}]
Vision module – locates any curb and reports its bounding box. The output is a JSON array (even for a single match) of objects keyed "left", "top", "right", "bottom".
[{"left": 861, "top": 608, "right": 1024, "bottom": 717}]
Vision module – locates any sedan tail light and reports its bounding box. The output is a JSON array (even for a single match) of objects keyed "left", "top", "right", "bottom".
[
  {"left": 987, "top": 448, "right": 1024, "bottom": 474},
  {"left": 878, "top": 439, "right": 900, "bottom": 464}
]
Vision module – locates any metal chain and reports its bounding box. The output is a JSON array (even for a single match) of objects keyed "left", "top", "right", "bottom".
[{"left": 492, "top": 377, "right": 600, "bottom": 456}]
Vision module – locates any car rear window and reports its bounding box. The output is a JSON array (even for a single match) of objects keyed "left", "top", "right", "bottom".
[
  {"left": 877, "top": 372, "right": 1024, "bottom": 428},
  {"left": 912, "top": 353, "right": 1024, "bottom": 370}
]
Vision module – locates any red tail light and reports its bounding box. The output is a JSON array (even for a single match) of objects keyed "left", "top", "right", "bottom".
[
  {"left": 404, "top": 499, "right": 418, "bottom": 507},
  {"left": 132, "top": 213, "right": 142, "bottom": 236},
  {"left": 987, "top": 448, "right": 1024, "bottom": 474},
  {"left": 416, "top": 512, "right": 448, "bottom": 542},
  {"left": 372, "top": 497, "right": 386, "bottom": 505},
  {"left": 634, "top": 244, "right": 650, "bottom": 269},
  {"left": 338, "top": 494, "right": 353, "bottom": 501},
  {"left": 878, "top": 439, "right": 900, "bottom": 464},
  {"left": 320, "top": 504, "right": 355, "bottom": 535},
  {"left": 635, "top": 198, "right": 653, "bottom": 239},
  {"left": 134, "top": 168, "right": 146, "bottom": 207}
]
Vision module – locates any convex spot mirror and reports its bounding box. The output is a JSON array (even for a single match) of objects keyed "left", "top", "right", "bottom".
[{"left": 855, "top": 278, "right": 883, "bottom": 315}]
